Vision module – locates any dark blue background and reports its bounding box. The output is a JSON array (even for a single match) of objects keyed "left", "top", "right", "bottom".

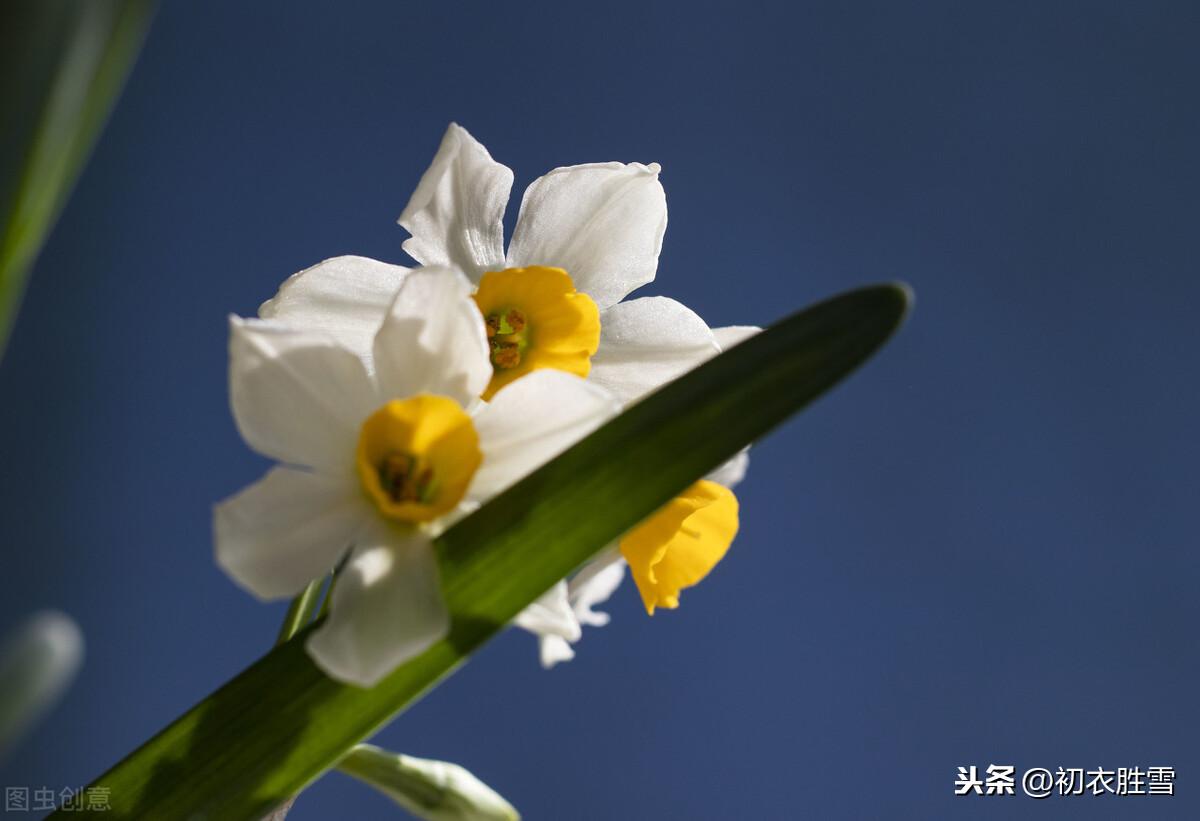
[{"left": 3, "top": 1, "right": 1198, "bottom": 818}]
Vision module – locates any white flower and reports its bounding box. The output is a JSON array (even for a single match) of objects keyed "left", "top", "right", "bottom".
[
  {"left": 261, "top": 125, "right": 756, "bottom": 406},
  {"left": 216, "top": 268, "right": 617, "bottom": 686},
  {"left": 258, "top": 124, "right": 763, "bottom": 667}
]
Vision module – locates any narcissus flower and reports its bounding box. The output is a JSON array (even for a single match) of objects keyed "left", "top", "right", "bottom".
[
  {"left": 399, "top": 123, "right": 728, "bottom": 408},
  {"left": 261, "top": 125, "right": 748, "bottom": 407},
  {"left": 397, "top": 118, "right": 757, "bottom": 660},
  {"left": 535, "top": 439, "right": 753, "bottom": 667},
  {"left": 257, "top": 123, "right": 762, "bottom": 666},
  {"left": 216, "top": 268, "right": 617, "bottom": 686}
]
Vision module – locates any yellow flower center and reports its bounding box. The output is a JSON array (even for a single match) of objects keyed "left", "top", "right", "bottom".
[
  {"left": 356, "top": 395, "right": 482, "bottom": 523},
  {"left": 619, "top": 480, "right": 739, "bottom": 614},
  {"left": 473, "top": 266, "right": 601, "bottom": 400}
]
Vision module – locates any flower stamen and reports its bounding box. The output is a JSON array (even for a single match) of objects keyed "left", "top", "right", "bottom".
[
  {"left": 356, "top": 396, "right": 481, "bottom": 523},
  {"left": 376, "top": 451, "right": 436, "bottom": 504},
  {"left": 485, "top": 308, "right": 529, "bottom": 370},
  {"left": 473, "top": 266, "right": 601, "bottom": 400}
]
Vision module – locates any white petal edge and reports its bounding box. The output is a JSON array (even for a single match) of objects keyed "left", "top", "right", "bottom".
[
  {"left": 514, "top": 582, "right": 582, "bottom": 642},
  {"left": 214, "top": 466, "right": 367, "bottom": 599},
  {"left": 398, "top": 123, "right": 512, "bottom": 282},
  {"left": 507, "top": 161, "right": 667, "bottom": 310},
  {"left": 538, "top": 635, "right": 576, "bottom": 668},
  {"left": 589, "top": 296, "right": 720, "bottom": 406},
  {"left": 372, "top": 266, "right": 492, "bottom": 407},
  {"left": 569, "top": 550, "right": 626, "bottom": 628},
  {"left": 536, "top": 550, "right": 626, "bottom": 669},
  {"left": 229, "top": 317, "right": 377, "bottom": 473},
  {"left": 258, "top": 256, "right": 408, "bottom": 367},
  {"left": 713, "top": 325, "right": 761, "bottom": 351},
  {"left": 467, "top": 370, "right": 620, "bottom": 503},
  {"left": 707, "top": 449, "right": 750, "bottom": 489},
  {"left": 306, "top": 522, "right": 449, "bottom": 687}
]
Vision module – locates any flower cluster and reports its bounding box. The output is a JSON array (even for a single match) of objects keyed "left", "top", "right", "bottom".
[{"left": 215, "top": 125, "right": 758, "bottom": 686}]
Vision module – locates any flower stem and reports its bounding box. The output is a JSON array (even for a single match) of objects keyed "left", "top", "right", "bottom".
[
  {"left": 274, "top": 578, "right": 325, "bottom": 646},
  {"left": 265, "top": 577, "right": 328, "bottom": 819}
]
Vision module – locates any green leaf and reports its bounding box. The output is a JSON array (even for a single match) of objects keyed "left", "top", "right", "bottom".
[
  {"left": 53, "top": 284, "right": 909, "bottom": 820},
  {"left": 0, "top": 0, "right": 154, "bottom": 358}
]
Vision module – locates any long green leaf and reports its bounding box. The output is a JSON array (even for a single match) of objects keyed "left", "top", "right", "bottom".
[
  {"left": 55, "top": 283, "right": 910, "bottom": 819},
  {"left": 0, "top": 0, "right": 154, "bottom": 358}
]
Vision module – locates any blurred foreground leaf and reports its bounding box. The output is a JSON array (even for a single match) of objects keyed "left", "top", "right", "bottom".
[
  {"left": 0, "top": 0, "right": 154, "bottom": 358},
  {"left": 53, "top": 284, "right": 910, "bottom": 819}
]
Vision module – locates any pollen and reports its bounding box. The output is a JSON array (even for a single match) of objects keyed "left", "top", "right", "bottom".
[
  {"left": 356, "top": 396, "right": 482, "bottom": 523},
  {"left": 473, "top": 266, "right": 601, "bottom": 400},
  {"left": 491, "top": 340, "right": 522, "bottom": 369},
  {"left": 485, "top": 308, "right": 529, "bottom": 370}
]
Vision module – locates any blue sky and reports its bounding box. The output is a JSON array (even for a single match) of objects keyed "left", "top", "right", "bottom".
[{"left": 2, "top": 2, "right": 1198, "bottom": 818}]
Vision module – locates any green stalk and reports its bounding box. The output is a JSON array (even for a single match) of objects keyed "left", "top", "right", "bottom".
[
  {"left": 274, "top": 578, "right": 327, "bottom": 646},
  {"left": 51, "top": 284, "right": 910, "bottom": 819}
]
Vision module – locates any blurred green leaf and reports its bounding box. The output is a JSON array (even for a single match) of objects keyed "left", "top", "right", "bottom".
[
  {"left": 0, "top": 0, "right": 154, "bottom": 358},
  {"left": 52, "top": 283, "right": 910, "bottom": 820}
]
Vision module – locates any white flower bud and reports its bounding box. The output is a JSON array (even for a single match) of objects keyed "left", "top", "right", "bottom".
[
  {"left": 340, "top": 744, "right": 519, "bottom": 821},
  {"left": 0, "top": 610, "right": 84, "bottom": 756}
]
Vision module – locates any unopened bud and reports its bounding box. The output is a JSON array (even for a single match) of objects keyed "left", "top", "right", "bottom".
[
  {"left": 0, "top": 611, "right": 84, "bottom": 756},
  {"left": 339, "top": 744, "right": 519, "bottom": 821}
]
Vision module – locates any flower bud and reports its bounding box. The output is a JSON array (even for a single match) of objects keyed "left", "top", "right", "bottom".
[
  {"left": 0, "top": 610, "right": 83, "bottom": 756},
  {"left": 340, "top": 744, "right": 519, "bottom": 821}
]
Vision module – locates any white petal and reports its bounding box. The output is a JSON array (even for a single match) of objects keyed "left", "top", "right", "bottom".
[
  {"left": 589, "top": 296, "right": 720, "bottom": 405},
  {"left": 507, "top": 162, "right": 667, "bottom": 309},
  {"left": 258, "top": 256, "right": 408, "bottom": 366},
  {"left": 538, "top": 635, "right": 576, "bottom": 669},
  {"left": 306, "top": 523, "right": 449, "bottom": 686},
  {"left": 229, "top": 318, "right": 377, "bottom": 472},
  {"left": 214, "top": 466, "right": 366, "bottom": 599},
  {"left": 398, "top": 123, "right": 512, "bottom": 282},
  {"left": 467, "top": 371, "right": 619, "bottom": 502},
  {"left": 531, "top": 552, "right": 624, "bottom": 669},
  {"left": 372, "top": 267, "right": 492, "bottom": 406},
  {"left": 713, "top": 325, "right": 762, "bottom": 351},
  {"left": 569, "top": 550, "right": 626, "bottom": 628},
  {"left": 514, "top": 582, "right": 581, "bottom": 641},
  {"left": 707, "top": 449, "right": 751, "bottom": 489}
]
